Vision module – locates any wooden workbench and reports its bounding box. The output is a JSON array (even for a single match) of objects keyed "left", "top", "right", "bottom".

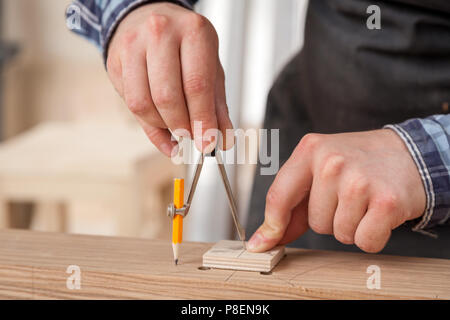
[{"left": 0, "top": 229, "right": 449, "bottom": 299}]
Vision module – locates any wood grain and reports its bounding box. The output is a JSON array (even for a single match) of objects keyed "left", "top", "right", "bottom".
[
  {"left": 0, "top": 229, "right": 449, "bottom": 299},
  {"left": 203, "top": 240, "right": 285, "bottom": 272}
]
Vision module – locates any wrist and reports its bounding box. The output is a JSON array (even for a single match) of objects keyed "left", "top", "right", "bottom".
[{"left": 384, "top": 123, "right": 435, "bottom": 233}]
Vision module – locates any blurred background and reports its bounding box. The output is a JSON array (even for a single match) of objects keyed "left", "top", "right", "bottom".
[{"left": 0, "top": 0, "right": 307, "bottom": 242}]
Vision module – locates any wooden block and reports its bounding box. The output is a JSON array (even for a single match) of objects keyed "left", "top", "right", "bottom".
[
  {"left": 0, "top": 229, "right": 450, "bottom": 299},
  {"left": 203, "top": 240, "right": 285, "bottom": 272}
]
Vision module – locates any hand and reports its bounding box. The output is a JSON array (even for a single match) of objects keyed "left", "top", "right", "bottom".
[
  {"left": 247, "top": 129, "right": 426, "bottom": 253},
  {"left": 106, "top": 2, "right": 233, "bottom": 156}
]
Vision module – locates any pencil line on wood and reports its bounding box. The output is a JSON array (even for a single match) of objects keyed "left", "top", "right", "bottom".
[
  {"left": 224, "top": 270, "right": 236, "bottom": 282},
  {"left": 288, "top": 258, "right": 364, "bottom": 283}
]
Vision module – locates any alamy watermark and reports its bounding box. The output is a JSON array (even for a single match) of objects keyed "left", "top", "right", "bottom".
[
  {"left": 66, "top": 265, "right": 81, "bottom": 290},
  {"left": 66, "top": 4, "right": 81, "bottom": 31},
  {"left": 366, "top": 5, "right": 381, "bottom": 30},
  {"left": 170, "top": 122, "right": 280, "bottom": 176},
  {"left": 366, "top": 265, "right": 381, "bottom": 290}
]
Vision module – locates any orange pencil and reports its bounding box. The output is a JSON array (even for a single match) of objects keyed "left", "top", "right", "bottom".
[{"left": 172, "top": 178, "right": 184, "bottom": 265}]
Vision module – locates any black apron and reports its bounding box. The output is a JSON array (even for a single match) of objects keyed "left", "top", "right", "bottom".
[{"left": 247, "top": 0, "right": 450, "bottom": 259}]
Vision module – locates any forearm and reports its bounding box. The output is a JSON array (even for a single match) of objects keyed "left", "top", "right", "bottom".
[
  {"left": 66, "top": 0, "right": 197, "bottom": 61},
  {"left": 386, "top": 114, "right": 450, "bottom": 235}
]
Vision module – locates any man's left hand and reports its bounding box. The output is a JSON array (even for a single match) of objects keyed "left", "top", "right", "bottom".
[{"left": 247, "top": 129, "right": 426, "bottom": 253}]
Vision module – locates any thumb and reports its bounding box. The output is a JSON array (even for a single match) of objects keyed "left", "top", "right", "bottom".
[{"left": 247, "top": 146, "right": 313, "bottom": 252}]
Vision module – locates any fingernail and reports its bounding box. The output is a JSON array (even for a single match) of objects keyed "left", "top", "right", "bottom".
[
  {"left": 172, "top": 128, "right": 191, "bottom": 139},
  {"left": 226, "top": 130, "right": 236, "bottom": 150},
  {"left": 219, "top": 128, "right": 235, "bottom": 151},
  {"left": 170, "top": 143, "right": 179, "bottom": 158},
  {"left": 194, "top": 136, "right": 203, "bottom": 153},
  {"left": 247, "top": 232, "right": 263, "bottom": 251},
  {"left": 195, "top": 135, "right": 217, "bottom": 154},
  {"left": 202, "top": 138, "right": 217, "bottom": 154}
]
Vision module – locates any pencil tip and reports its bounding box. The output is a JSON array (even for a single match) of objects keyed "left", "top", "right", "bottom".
[{"left": 175, "top": 259, "right": 178, "bottom": 265}]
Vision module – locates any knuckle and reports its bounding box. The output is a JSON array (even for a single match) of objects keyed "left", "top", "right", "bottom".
[
  {"left": 264, "top": 222, "right": 284, "bottom": 239},
  {"left": 146, "top": 13, "right": 170, "bottom": 39},
  {"left": 127, "top": 98, "right": 150, "bottom": 116},
  {"left": 152, "top": 86, "right": 177, "bottom": 108},
  {"left": 344, "top": 175, "right": 369, "bottom": 199},
  {"left": 184, "top": 74, "right": 210, "bottom": 97},
  {"left": 319, "top": 153, "right": 345, "bottom": 180},
  {"left": 187, "top": 13, "right": 209, "bottom": 32},
  {"left": 120, "top": 30, "right": 138, "bottom": 49},
  {"left": 374, "top": 193, "right": 399, "bottom": 212},
  {"left": 184, "top": 13, "right": 218, "bottom": 45},
  {"left": 297, "top": 133, "right": 322, "bottom": 154}
]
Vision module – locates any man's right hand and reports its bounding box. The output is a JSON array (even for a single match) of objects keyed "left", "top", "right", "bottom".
[{"left": 106, "top": 2, "right": 233, "bottom": 156}]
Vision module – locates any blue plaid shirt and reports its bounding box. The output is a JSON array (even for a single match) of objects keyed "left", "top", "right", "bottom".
[{"left": 66, "top": 0, "right": 450, "bottom": 236}]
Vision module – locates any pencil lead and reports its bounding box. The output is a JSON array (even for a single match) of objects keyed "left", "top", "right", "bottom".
[{"left": 175, "top": 259, "right": 178, "bottom": 266}]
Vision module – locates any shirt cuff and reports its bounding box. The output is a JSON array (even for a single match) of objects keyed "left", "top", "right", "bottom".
[
  {"left": 385, "top": 118, "right": 450, "bottom": 237},
  {"left": 101, "top": 0, "right": 194, "bottom": 63}
]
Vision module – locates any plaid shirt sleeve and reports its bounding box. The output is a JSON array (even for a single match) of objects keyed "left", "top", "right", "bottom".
[
  {"left": 385, "top": 115, "right": 450, "bottom": 237},
  {"left": 65, "top": 0, "right": 197, "bottom": 61}
]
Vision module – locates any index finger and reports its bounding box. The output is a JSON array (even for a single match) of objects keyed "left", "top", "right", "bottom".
[
  {"left": 247, "top": 139, "right": 314, "bottom": 252},
  {"left": 180, "top": 15, "right": 219, "bottom": 153}
]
